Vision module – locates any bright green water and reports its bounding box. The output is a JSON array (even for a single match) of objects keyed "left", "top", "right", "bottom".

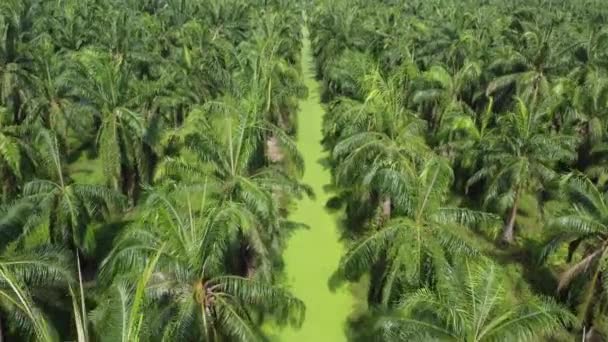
[{"left": 274, "top": 31, "right": 355, "bottom": 341}]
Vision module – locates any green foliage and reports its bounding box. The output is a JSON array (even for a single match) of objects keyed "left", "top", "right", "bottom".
[
  {"left": 310, "top": 0, "right": 608, "bottom": 338},
  {"left": 370, "top": 259, "right": 575, "bottom": 341},
  {"left": 0, "top": 0, "right": 309, "bottom": 340}
]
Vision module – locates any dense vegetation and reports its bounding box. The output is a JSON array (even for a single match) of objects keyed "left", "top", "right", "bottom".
[
  {"left": 3, "top": 0, "right": 608, "bottom": 341},
  {"left": 309, "top": 0, "right": 608, "bottom": 340},
  {"left": 0, "top": 0, "right": 310, "bottom": 340}
]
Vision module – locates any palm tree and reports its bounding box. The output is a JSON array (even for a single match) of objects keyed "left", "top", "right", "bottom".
[
  {"left": 412, "top": 62, "right": 480, "bottom": 134},
  {"left": 324, "top": 62, "right": 421, "bottom": 143},
  {"left": 158, "top": 101, "right": 310, "bottom": 277},
  {"left": 0, "top": 107, "right": 36, "bottom": 202},
  {"left": 332, "top": 125, "right": 428, "bottom": 223},
  {"left": 67, "top": 49, "right": 152, "bottom": 202},
  {"left": 0, "top": 246, "right": 73, "bottom": 342},
  {"left": 338, "top": 157, "right": 494, "bottom": 306},
  {"left": 486, "top": 26, "right": 561, "bottom": 108},
  {"left": 101, "top": 184, "right": 305, "bottom": 341},
  {"left": 237, "top": 15, "right": 307, "bottom": 132},
  {"left": 0, "top": 203, "right": 73, "bottom": 342},
  {"left": 541, "top": 173, "right": 608, "bottom": 331},
  {"left": 308, "top": 0, "right": 368, "bottom": 77},
  {"left": 27, "top": 36, "right": 88, "bottom": 151},
  {"left": 468, "top": 99, "right": 576, "bottom": 244},
  {"left": 0, "top": 0, "right": 36, "bottom": 125},
  {"left": 88, "top": 248, "right": 162, "bottom": 342},
  {"left": 21, "top": 130, "right": 124, "bottom": 252},
  {"left": 369, "top": 258, "right": 574, "bottom": 341},
  {"left": 437, "top": 97, "right": 496, "bottom": 173},
  {"left": 326, "top": 62, "right": 426, "bottom": 222}
]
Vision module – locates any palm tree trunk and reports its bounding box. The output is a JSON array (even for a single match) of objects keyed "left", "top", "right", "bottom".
[
  {"left": 1, "top": 169, "right": 14, "bottom": 204},
  {"left": 266, "top": 135, "right": 284, "bottom": 162},
  {"left": 381, "top": 195, "right": 391, "bottom": 221},
  {"left": 501, "top": 188, "right": 520, "bottom": 244}
]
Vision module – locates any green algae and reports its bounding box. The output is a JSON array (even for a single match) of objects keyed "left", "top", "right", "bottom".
[{"left": 270, "top": 30, "right": 356, "bottom": 341}]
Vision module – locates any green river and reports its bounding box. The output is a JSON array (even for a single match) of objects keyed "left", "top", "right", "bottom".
[{"left": 271, "top": 31, "right": 356, "bottom": 341}]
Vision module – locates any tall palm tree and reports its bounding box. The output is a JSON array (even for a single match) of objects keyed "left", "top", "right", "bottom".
[
  {"left": 0, "top": 107, "right": 36, "bottom": 202},
  {"left": 541, "top": 173, "right": 608, "bottom": 331},
  {"left": 158, "top": 100, "right": 310, "bottom": 277},
  {"left": 0, "top": 202, "right": 73, "bottom": 342},
  {"left": 486, "top": 27, "right": 561, "bottom": 108},
  {"left": 369, "top": 258, "right": 574, "bottom": 341},
  {"left": 67, "top": 49, "right": 152, "bottom": 202},
  {"left": 338, "top": 157, "right": 494, "bottom": 306},
  {"left": 0, "top": 0, "right": 36, "bottom": 125},
  {"left": 332, "top": 125, "right": 428, "bottom": 222},
  {"left": 101, "top": 184, "right": 305, "bottom": 341},
  {"left": 468, "top": 99, "right": 576, "bottom": 244},
  {"left": 21, "top": 130, "right": 124, "bottom": 252},
  {"left": 412, "top": 62, "right": 480, "bottom": 134}
]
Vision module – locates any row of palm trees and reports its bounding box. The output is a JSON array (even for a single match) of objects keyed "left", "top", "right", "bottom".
[
  {"left": 0, "top": 0, "right": 310, "bottom": 340},
  {"left": 309, "top": 0, "right": 608, "bottom": 340}
]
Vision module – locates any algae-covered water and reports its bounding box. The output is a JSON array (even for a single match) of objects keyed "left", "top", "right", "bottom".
[{"left": 273, "top": 31, "right": 355, "bottom": 341}]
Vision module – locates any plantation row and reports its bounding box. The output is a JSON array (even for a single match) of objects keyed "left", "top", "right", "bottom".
[
  {"left": 0, "top": 0, "right": 310, "bottom": 340},
  {"left": 309, "top": 0, "right": 608, "bottom": 340}
]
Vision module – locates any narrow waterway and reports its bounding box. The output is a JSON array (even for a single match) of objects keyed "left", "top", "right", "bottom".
[{"left": 275, "top": 30, "right": 354, "bottom": 341}]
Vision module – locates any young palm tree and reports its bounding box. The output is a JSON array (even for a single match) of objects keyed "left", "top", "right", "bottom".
[{"left": 369, "top": 258, "right": 574, "bottom": 341}]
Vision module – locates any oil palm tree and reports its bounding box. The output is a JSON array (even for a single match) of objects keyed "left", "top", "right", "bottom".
[
  {"left": 0, "top": 204, "right": 73, "bottom": 342},
  {"left": 27, "top": 37, "right": 89, "bottom": 151},
  {"left": 332, "top": 123, "right": 428, "bottom": 222},
  {"left": 541, "top": 173, "right": 608, "bottom": 331},
  {"left": 486, "top": 27, "right": 560, "bottom": 108},
  {"left": 0, "top": 246, "right": 71, "bottom": 342},
  {"left": 338, "top": 157, "right": 495, "bottom": 306},
  {"left": 67, "top": 49, "right": 151, "bottom": 202},
  {"left": 309, "top": 0, "right": 368, "bottom": 77},
  {"left": 237, "top": 16, "right": 307, "bottom": 132},
  {"left": 468, "top": 99, "right": 576, "bottom": 244},
  {"left": 101, "top": 184, "right": 305, "bottom": 341},
  {"left": 412, "top": 62, "right": 480, "bottom": 134},
  {"left": 21, "top": 130, "right": 124, "bottom": 252},
  {"left": 325, "top": 63, "right": 421, "bottom": 143},
  {"left": 158, "top": 100, "right": 310, "bottom": 277},
  {"left": 88, "top": 248, "right": 162, "bottom": 342},
  {"left": 0, "top": 0, "right": 36, "bottom": 125},
  {"left": 370, "top": 258, "right": 574, "bottom": 341},
  {"left": 0, "top": 107, "right": 36, "bottom": 202}
]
